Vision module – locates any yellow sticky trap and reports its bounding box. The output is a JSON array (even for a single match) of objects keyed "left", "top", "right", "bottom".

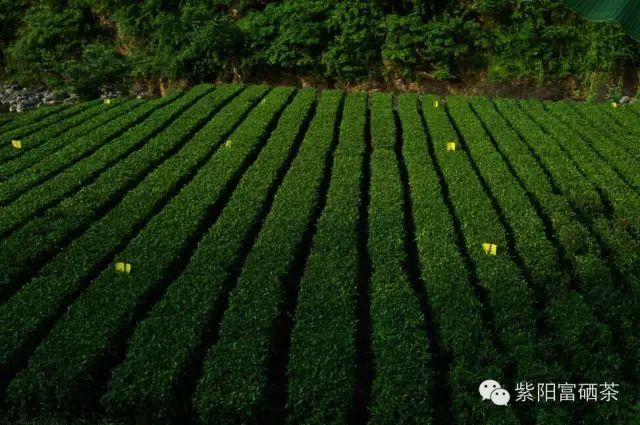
[
  {"left": 11, "top": 140, "right": 22, "bottom": 149},
  {"left": 434, "top": 100, "right": 440, "bottom": 108},
  {"left": 104, "top": 98, "right": 112, "bottom": 106},
  {"left": 612, "top": 102, "right": 618, "bottom": 109},
  {"left": 447, "top": 142, "right": 457, "bottom": 151},
  {"left": 482, "top": 243, "right": 497, "bottom": 256},
  {"left": 225, "top": 140, "right": 232, "bottom": 148},
  {"left": 115, "top": 262, "right": 132, "bottom": 274}
]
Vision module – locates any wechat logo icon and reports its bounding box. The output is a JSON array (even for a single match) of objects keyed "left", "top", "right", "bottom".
[{"left": 479, "top": 379, "right": 510, "bottom": 406}]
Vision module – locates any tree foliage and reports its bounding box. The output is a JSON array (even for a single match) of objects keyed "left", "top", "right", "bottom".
[{"left": 2, "top": 0, "right": 638, "bottom": 96}]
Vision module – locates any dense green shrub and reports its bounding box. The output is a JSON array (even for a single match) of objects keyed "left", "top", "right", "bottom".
[
  {"left": 126, "top": 4, "right": 240, "bottom": 82},
  {"left": 66, "top": 43, "right": 130, "bottom": 97},
  {"left": 484, "top": 0, "right": 635, "bottom": 87},
  {"left": 239, "top": 1, "right": 331, "bottom": 75},
  {"left": 0, "top": 0, "right": 30, "bottom": 72},
  {"left": 2, "top": 0, "right": 639, "bottom": 95},
  {"left": 321, "top": 2, "right": 383, "bottom": 81},
  {"left": 380, "top": 13, "right": 424, "bottom": 79},
  {"left": 5, "top": 3, "right": 125, "bottom": 96}
]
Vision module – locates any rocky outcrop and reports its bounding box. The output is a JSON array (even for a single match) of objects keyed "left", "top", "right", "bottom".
[{"left": 0, "top": 82, "right": 121, "bottom": 113}]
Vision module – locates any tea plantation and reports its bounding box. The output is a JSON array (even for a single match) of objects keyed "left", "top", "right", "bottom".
[{"left": 1, "top": 84, "right": 639, "bottom": 424}]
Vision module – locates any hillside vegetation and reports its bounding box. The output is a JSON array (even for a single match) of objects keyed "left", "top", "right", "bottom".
[{"left": 0, "top": 0, "right": 638, "bottom": 98}]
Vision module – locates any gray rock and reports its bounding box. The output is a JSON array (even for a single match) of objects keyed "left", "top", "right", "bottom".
[
  {"left": 63, "top": 94, "right": 79, "bottom": 104},
  {"left": 44, "top": 91, "right": 67, "bottom": 102},
  {"left": 1, "top": 82, "right": 78, "bottom": 112},
  {"left": 620, "top": 95, "right": 631, "bottom": 104},
  {"left": 100, "top": 85, "right": 122, "bottom": 100},
  {"left": 16, "top": 99, "right": 36, "bottom": 112}
]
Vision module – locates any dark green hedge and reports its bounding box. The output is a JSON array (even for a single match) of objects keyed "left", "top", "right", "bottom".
[
  {"left": 103, "top": 89, "right": 315, "bottom": 422},
  {"left": 0, "top": 85, "right": 270, "bottom": 405},
  {"left": 286, "top": 92, "right": 364, "bottom": 424},
  {"left": 193, "top": 89, "right": 344, "bottom": 425},
  {"left": 5, "top": 86, "right": 293, "bottom": 416}
]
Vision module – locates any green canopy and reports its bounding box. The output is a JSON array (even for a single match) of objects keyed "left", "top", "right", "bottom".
[{"left": 562, "top": 0, "right": 640, "bottom": 40}]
